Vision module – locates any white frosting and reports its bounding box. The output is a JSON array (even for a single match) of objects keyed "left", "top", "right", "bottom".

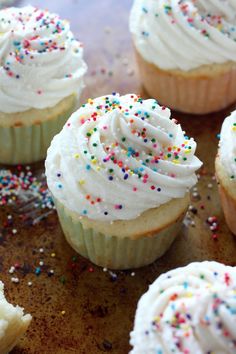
[
  {"left": 130, "top": 261, "right": 236, "bottom": 354},
  {"left": 219, "top": 110, "right": 236, "bottom": 179},
  {"left": 130, "top": 0, "right": 236, "bottom": 71},
  {"left": 0, "top": 5, "right": 87, "bottom": 113},
  {"left": 46, "top": 93, "right": 202, "bottom": 221},
  {"left": 0, "top": 281, "right": 32, "bottom": 354}
]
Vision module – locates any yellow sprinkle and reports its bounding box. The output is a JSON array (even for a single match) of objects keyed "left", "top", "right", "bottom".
[
  {"left": 51, "top": 253, "right": 56, "bottom": 258},
  {"left": 154, "top": 316, "right": 161, "bottom": 323},
  {"left": 172, "top": 160, "right": 180, "bottom": 164},
  {"left": 186, "top": 292, "right": 193, "bottom": 297},
  {"left": 206, "top": 283, "right": 212, "bottom": 288},
  {"left": 96, "top": 166, "right": 101, "bottom": 171},
  {"left": 61, "top": 310, "right": 66, "bottom": 315},
  {"left": 79, "top": 180, "right": 85, "bottom": 185},
  {"left": 74, "top": 153, "right": 80, "bottom": 159},
  {"left": 185, "top": 150, "right": 191, "bottom": 154},
  {"left": 183, "top": 324, "right": 190, "bottom": 330},
  {"left": 92, "top": 159, "right": 97, "bottom": 165},
  {"left": 232, "top": 126, "right": 236, "bottom": 131}
]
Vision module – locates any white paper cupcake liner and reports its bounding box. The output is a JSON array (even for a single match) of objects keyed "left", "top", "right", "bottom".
[
  {"left": 136, "top": 49, "right": 236, "bottom": 114},
  {"left": 54, "top": 198, "right": 184, "bottom": 270},
  {"left": 0, "top": 108, "right": 74, "bottom": 165}
]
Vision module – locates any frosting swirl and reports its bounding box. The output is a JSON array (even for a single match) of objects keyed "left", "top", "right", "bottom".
[
  {"left": 46, "top": 93, "right": 201, "bottom": 221},
  {"left": 130, "top": 261, "right": 236, "bottom": 354},
  {"left": 130, "top": 0, "right": 236, "bottom": 71},
  {"left": 0, "top": 6, "right": 87, "bottom": 113},
  {"left": 219, "top": 110, "right": 236, "bottom": 180}
]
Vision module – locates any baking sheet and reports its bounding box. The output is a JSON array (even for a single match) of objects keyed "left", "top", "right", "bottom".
[{"left": 0, "top": 1, "right": 236, "bottom": 353}]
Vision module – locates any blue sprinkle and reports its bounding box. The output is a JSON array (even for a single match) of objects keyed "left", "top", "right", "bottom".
[
  {"left": 35, "top": 267, "right": 41, "bottom": 276},
  {"left": 229, "top": 308, "right": 236, "bottom": 315},
  {"left": 183, "top": 281, "right": 188, "bottom": 289}
]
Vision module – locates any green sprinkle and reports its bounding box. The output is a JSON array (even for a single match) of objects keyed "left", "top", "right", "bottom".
[{"left": 60, "top": 276, "right": 66, "bottom": 284}]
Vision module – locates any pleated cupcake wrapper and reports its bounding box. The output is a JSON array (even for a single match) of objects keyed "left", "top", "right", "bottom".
[
  {"left": 218, "top": 183, "right": 236, "bottom": 236},
  {"left": 215, "top": 156, "right": 236, "bottom": 236},
  {"left": 136, "top": 50, "right": 236, "bottom": 114},
  {"left": 0, "top": 107, "right": 74, "bottom": 165},
  {"left": 55, "top": 198, "right": 183, "bottom": 270}
]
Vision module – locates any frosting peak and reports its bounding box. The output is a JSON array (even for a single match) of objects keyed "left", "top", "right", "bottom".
[
  {"left": 0, "top": 5, "right": 87, "bottom": 113},
  {"left": 46, "top": 94, "right": 202, "bottom": 221},
  {"left": 219, "top": 110, "right": 236, "bottom": 179},
  {"left": 130, "top": 261, "right": 236, "bottom": 354},
  {"left": 130, "top": 0, "right": 236, "bottom": 71}
]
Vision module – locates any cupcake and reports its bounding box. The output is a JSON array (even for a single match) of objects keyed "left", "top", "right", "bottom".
[
  {"left": 45, "top": 93, "right": 202, "bottom": 270},
  {"left": 130, "top": 261, "right": 236, "bottom": 354},
  {"left": 215, "top": 110, "right": 236, "bottom": 235},
  {"left": 0, "top": 5, "right": 87, "bottom": 165},
  {"left": 0, "top": 281, "right": 32, "bottom": 354},
  {"left": 130, "top": 0, "right": 236, "bottom": 114}
]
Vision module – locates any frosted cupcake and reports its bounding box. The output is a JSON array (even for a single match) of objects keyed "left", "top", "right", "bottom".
[
  {"left": 130, "top": 261, "right": 236, "bottom": 354},
  {"left": 46, "top": 93, "right": 202, "bottom": 269},
  {"left": 0, "top": 6, "right": 87, "bottom": 165},
  {"left": 0, "top": 281, "right": 31, "bottom": 354},
  {"left": 130, "top": 0, "right": 236, "bottom": 114},
  {"left": 215, "top": 110, "right": 236, "bottom": 235}
]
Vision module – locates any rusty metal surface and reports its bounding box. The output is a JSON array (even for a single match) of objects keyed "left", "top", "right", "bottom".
[{"left": 0, "top": 0, "right": 236, "bottom": 353}]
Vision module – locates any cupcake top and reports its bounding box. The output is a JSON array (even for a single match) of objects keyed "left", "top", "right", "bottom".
[
  {"left": 130, "top": 261, "right": 236, "bottom": 354},
  {"left": 219, "top": 110, "right": 236, "bottom": 180},
  {"left": 0, "top": 280, "right": 32, "bottom": 339},
  {"left": 46, "top": 93, "right": 202, "bottom": 221},
  {"left": 130, "top": 0, "right": 236, "bottom": 71},
  {"left": 0, "top": 5, "right": 87, "bottom": 113}
]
